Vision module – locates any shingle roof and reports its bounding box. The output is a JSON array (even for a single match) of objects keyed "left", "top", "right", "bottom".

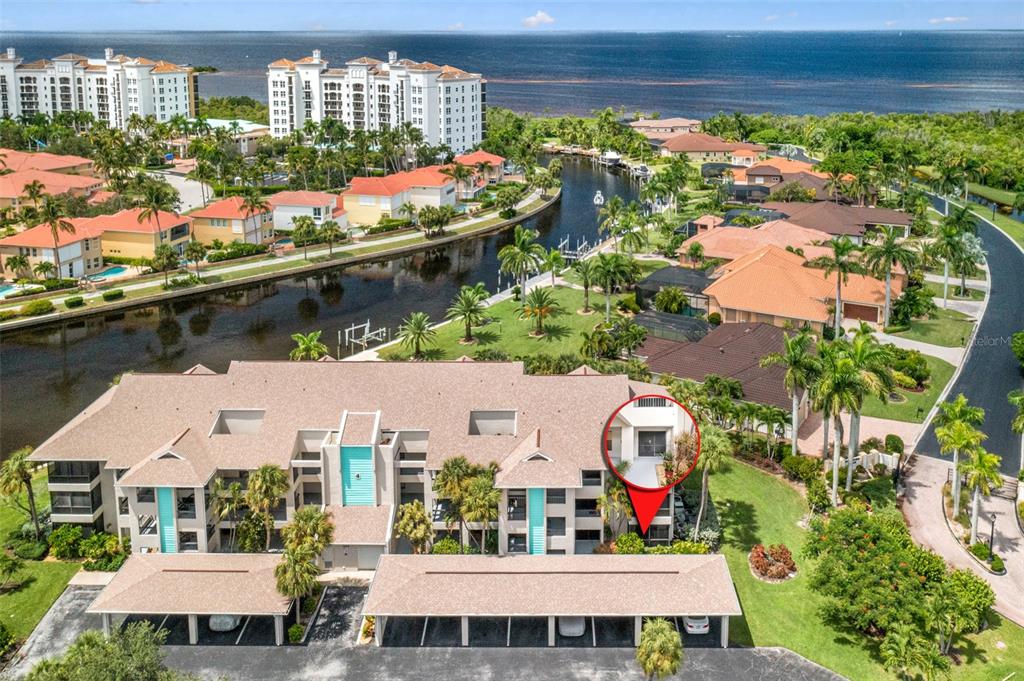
[
  {"left": 87, "top": 553, "right": 291, "bottom": 616},
  {"left": 326, "top": 504, "right": 393, "bottom": 545},
  {"left": 678, "top": 219, "right": 833, "bottom": 262},
  {"left": 364, "top": 554, "right": 742, "bottom": 617},
  {"left": 660, "top": 133, "right": 766, "bottom": 154},
  {"left": 760, "top": 201, "right": 912, "bottom": 238}
]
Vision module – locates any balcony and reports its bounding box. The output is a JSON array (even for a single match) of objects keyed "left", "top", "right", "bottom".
[
  {"left": 48, "top": 461, "right": 100, "bottom": 484},
  {"left": 432, "top": 500, "right": 452, "bottom": 523}
]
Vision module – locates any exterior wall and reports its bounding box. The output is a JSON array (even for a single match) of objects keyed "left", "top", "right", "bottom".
[
  {"left": 191, "top": 213, "right": 272, "bottom": 246},
  {"left": 342, "top": 197, "right": 387, "bottom": 226},
  {"left": 100, "top": 229, "right": 190, "bottom": 258},
  {"left": 272, "top": 203, "right": 335, "bottom": 229},
  {"left": 0, "top": 236, "right": 104, "bottom": 278}
]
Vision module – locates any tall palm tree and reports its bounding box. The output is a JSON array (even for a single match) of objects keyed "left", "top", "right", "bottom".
[
  {"left": 281, "top": 506, "right": 335, "bottom": 555},
  {"left": 0, "top": 447, "right": 42, "bottom": 539},
  {"left": 541, "top": 248, "right": 565, "bottom": 286},
  {"left": 37, "top": 195, "right": 75, "bottom": 279},
  {"left": 930, "top": 207, "right": 975, "bottom": 308},
  {"left": 592, "top": 252, "right": 632, "bottom": 323},
  {"left": 1010, "top": 390, "right": 1024, "bottom": 475},
  {"left": 862, "top": 226, "right": 919, "bottom": 327},
  {"left": 813, "top": 340, "right": 866, "bottom": 505},
  {"left": 522, "top": 286, "right": 561, "bottom": 336},
  {"left": 240, "top": 188, "right": 270, "bottom": 240},
  {"left": 446, "top": 286, "right": 486, "bottom": 343},
  {"left": 290, "top": 330, "right": 329, "bottom": 361},
  {"left": 933, "top": 394, "right": 986, "bottom": 519},
  {"left": 960, "top": 447, "right": 1002, "bottom": 545},
  {"left": 809, "top": 236, "right": 865, "bottom": 336},
  {"left": 291, "top": 215, "right": 318, "bottom": 260},
  {"left": 20, "top": 179, "right": 46, "bottom": 210},
  {"left": 275, "top": 542, "right": 320, "bottom": 624},
  {"left": 441, "top": 162, "right": 474, "bottom": 200},
  {"left": 843, "top": 331, "right": 894, "bottom": 491},
  {"left": 398, "top": 311, "right": 436, "bottom": 360},
  {"left": 461, "top": 472, "right": 500, "bottom": 554},
  {"left": 210, "top": 477, "right": 245, "bottom": 551},
  {"left": 245, "top": 464, "right": 289, "bottom": 550},
  {"left": 135, "top": 179, "right": 180, "bottom": 243},
  {"left": 693, "top": 425, "right": 730, "bottom": 536},
  {"left": 573, "top": 258, "right": 597, "bottom": 313},
  {"left": 760, "top": 329, "right": 819, "bottom": 456},
  {"left": 318, "top": 220, "right": 343, "bottom": 256},
  {"left": 183, "top": 239, "right": 207, "bottom": 278},
  {"left": 432, "top": 456, "right": 477, "bottom": 549},
  {"left": 597, "top": 461, "right": 633, "bottom": 537},
  {"left": 598, "top": 195, "right": 624, "bottom": 247},
  {"left": 497, "top": 225, "right": 545, "bottom": 300},
  {"left": 935, "top": 421, "right": 986, "bottom": 520}
]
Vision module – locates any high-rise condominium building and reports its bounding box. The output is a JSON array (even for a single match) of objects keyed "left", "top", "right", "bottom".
[
  {"left": 267, "top": 50, "right": 485, "bottom": 152},
  {"left": 0, "top": 47, "right": 197, "bottom": 129}
]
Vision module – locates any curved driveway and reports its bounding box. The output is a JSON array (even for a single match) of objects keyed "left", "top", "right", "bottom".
[{"left": 916, "top": 213, "right": 1024, "bottom": 475}]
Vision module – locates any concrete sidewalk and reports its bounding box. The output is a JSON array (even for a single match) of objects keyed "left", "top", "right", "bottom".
[{"left": 873, "top": 331, "right": 965, "bottom": 364}]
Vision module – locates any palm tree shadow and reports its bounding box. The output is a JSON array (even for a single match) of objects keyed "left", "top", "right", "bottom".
[
  {"left": 538, "top": 323, "right": 570, "bottom": 342},
  {"left": 2, "top": 576, "right": 38, "bottom": 595},
  {"left": 418, "top": 348, "right": 447, "bottom": 361},
  {"left": 716, "top": 499, "right": 759, "bottom": 550},
  {"left": 471, "top": 329, "right": 500, "bottom": 345}
]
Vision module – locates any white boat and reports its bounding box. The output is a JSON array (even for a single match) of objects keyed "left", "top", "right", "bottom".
[
  {"left": 593, "top": 191, "right": 605, "bottom": 206},
  {"left": 598, "top": 151, "right": 622, "bottom": 166}
]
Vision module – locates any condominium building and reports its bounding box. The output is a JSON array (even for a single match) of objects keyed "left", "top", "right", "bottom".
[
  {"left": 0, "top": 47, "right": 197, "bottom": 128},
  {"left": 266, "top": 50, "right": 485, "bottom": 152},
  {"left": 30, "top": 361, "right": 689, "bottom": 569}
]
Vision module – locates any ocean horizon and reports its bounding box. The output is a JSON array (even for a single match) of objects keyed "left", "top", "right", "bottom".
[{"left": 4, "top": 31, "right": 1023, "bottom": 117}]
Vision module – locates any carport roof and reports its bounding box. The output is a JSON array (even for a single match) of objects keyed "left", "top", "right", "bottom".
[
  {"left": 364, "top": 554, "right": 742, "bottom": 617},
  {"left": 87, "top": 553, "right": 291, "bottom": 616}
]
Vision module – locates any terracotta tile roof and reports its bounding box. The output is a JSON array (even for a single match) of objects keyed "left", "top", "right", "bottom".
[
  {"left": 760, "top": 201, "right": 912, "bottom": 238},
  {"left": 190, "top": 196, "right": 267, "bottom": 220},
  {"left": 89, "top": 208, "right": 192, "bottom": 234},
  {"left": 407, "top": 61, "right": 442, "bottom": 71},
  {"left": 678, "top": 219, "right": 832, "bottom": 262},
  {"left": 439, "top": 65, "right": 478, "bottom": 80},
  {"left": 268, "top": 190, "right": 339, "bottom": 208},
  {"left": 53, "top": 53, "right": 90, "bottom": 62},
  {"left": 343, "top": 166, "right": 453, "bottom": 197},
  {"left": 693, "top": 214, "right": 725, "bottom": 228},
  {"left": 0, "top": 148, "right": 94, "bottom": 172},
  {"left": 326, "top": 504, "right": 393, "bottom": 545},
  {"left": 364, "top": 554, "right": 742, "bottom": 617},
  {"left": 638, "top": 323, "right": 800, "bottom": 409},
  {"left": 87, "top": 190, "right": 118, "bottom": 205},
  {"left": 0, "top": 169, "right": 102, "bottom": 199},
  {"left": 16, "top": 60, "right": 51, "bottom": 70},
  {"left": 151, "top": 60, "right": 188, "bottom": 74},
  {"left": 347, "top": 57, "right": 383, "bottom": 65},
  {"left": 454, "top": 150, "right": 504, "bottom": 166},
  {"left": 0, "top": 217, "right": 100, "bottom": 249},
  {"left": 268, "top": 58, "right": 297, "bottom": 68},
  {"left": 731, "top": 149, "right": 761, "bottom": 158},
  {"left": 660, "top": 132, "right": 766, "bottom": 154},
  {"left": 87, "top": 553, "right": 291, "bottom": 616}
]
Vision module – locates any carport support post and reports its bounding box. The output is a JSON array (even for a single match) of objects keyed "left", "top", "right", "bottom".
[
  {"left": 101, "top": 613, "right": 111, "bottom": 638},
  {"left": 547, "top": 616, "right": 555, "bottom": 647},
  {"left": 274, "top": 615, "right": 284, "bottom": 646},
  {"left": 721, "top": 616, "right": 729, "bottom": 648},
  {"left": 460, "top": 616, "right": 469, "bottom": 646},
  {"left": 634, "top": 616, "right": 642, "bottom": 646},
  {"left": 188, "top": 615, "right": 198, "bottom": 645}
]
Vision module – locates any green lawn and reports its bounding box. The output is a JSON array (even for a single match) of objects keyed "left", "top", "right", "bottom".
[
  {"left": 967, "top": 182, "right": 1017, "bottom": 207},
  {"left": 707, "top": 458, "right": 1024, "bottom": 681},
  {"left": 893, "top": 307, "right": 975, "bottom": 348},
  {"left": 923, "top": 281, "right": 985, "bottom": 302},
  {"left": 561, "top": 258, "right": 669, "bottom": 287},
  {"left": 0, "top": 469, "right": 80, "bottom": 641},
  {"left": 379, "top": 285, "right": 624, "bottom": 360},
  {"left": 861, "top": 354, "right": 956, "bottom": 423}
]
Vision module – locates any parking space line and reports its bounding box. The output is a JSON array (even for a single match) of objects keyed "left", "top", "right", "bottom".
[
  {"left": 158, "top": 614, "right": 169, "bottom": 632},
  {"left": 235, "top": 616, "right": 252, "bottom": 645},
  {"left": 420, "top": 616, "right": 430, "bottom": 647},
  {"left": 506, "top": 617, "right": 511, "bottom": 647},
  {"left": 591, "top": 617, "right": 596, "bottom": 647}
]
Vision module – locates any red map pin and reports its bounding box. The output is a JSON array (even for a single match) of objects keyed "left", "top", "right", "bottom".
[{"left": 602, "top": 394, "right": 701, "bottom": 535}]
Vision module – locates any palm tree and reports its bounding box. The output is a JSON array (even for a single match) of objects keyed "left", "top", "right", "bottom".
[
  {"left": 686, "top": 242, "right": 705, "bottom": 267},
  {"left": 151, "top": 244, "right": 180, "bottom": 286},
  {"left": 930, "top": 207, "right": 975, "bottom": 308},
  {"left": 935, "top": 420, "right": 986, "bottom": 520},
  {"left": 394, "top": 500, "right": 434, "bottom": 554},
  {"left": 318, "top": 220, "right": 343, "bottom": 256},
  {"left": 291, "top": 215, "right": 318, "bottom": 260},
  {"left": 289, "top": 330, "right": 329, "bottom": 361},
  {"left": 461, "top": 472, "right": 500, "bottom": 554},
  {"left": 1010, "top": 390, "right": 1024, "bottom": 475},
  {"left": 592, "top": 252, "right": 632, "bottom": 323},
  {"left": 862, "top": 226, "right": 919, "bottom": 327},
  {"left": 135, "top": 179, "right": 180, "bottom": 240},
  {"left": 275, "top": 542, "right": 320, "bottom": 624},
  {"left": 183, "top": 239, "right": 206, "bottom": 278},
  {"left": 760, "top": 330, "right": 819, "bottom": 456},
  {"left": 433, "top": 456, "right": 477, "bottom": 549},
  {"left": 240, "top": 189, "right": 270, "bottom": 239},
  {"left": 960, "top": 447, "right": 1002, "bottom": 545},
  {"left": 446, "top": 286, "right": 486, "bottom": 343},
  {"left": 210, "top": 477, "right": 245, "bottom": 551},
  {"left": 0, "top": 447, "right": 42, "bottom": 539},
  {"left": 759, "top": 405, "right": 789, "bottom": 460},
  {"left": 693, "top": 425, "right": 730, "bottom": 536},
  {"left": 397, "top": 201, "right": 418, "bottom": 226},
  {"left": 4, "top": 254, "right": 29, "bottom": 279},
  {"left": 880, "top": 623, "right": 928, "bottom": 681},
  {"left": 598, "top": 195, "right": 624, "bottom": 248},
  {"left": 20, "top": 179, "right": 46, "bottom": 210},
  {"left": 281, "top": 506, "right": 334, "bottom": 555},
  {"left": 441, "top": 162, "right": 474, "bottom": 200},
  {"left": 498, "top": 225, "right": 545, "bottom": 299},
  {"left": 37, "top": 195, "right": 75, "bottom": 279},
  {"left": 32, "top": 261, "right": 55, "bottom": 279},
  {"left": 635, "top": 617, "right": 684, "bottom": 680},
  {"left": 398, "top": 311, "right": 436, "bottom": 360},
  {"left": 541, "top": 248, "right": 564, "bottom": 286},
  {"left": 597, "top": 461, "right": 633, "bottom": 536},
  {"left": 809, "top": 236, "right": 865, "bottom": 336},
  {"left": 933, "top": 394, "right": 986, "bottom": 519},
  {"left": 245, "top": 464, "right": 289, "bottom": 550},
  {"left": 522, "top": 286, "right": 561, "bottom": 336},
  {"left": 573, "top": 258, "right": 597, "bottom": 313},
  {"left": 813, "top": 341, "right": 866, "bottom": 505},
  {"left": 843, "top": 331, "right": 894, "bottom": 492}
]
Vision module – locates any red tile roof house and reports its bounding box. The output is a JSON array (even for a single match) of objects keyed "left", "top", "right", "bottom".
[
  {"left": 0, "top": 169, "right": 105, "bottom": 210},
  {"left": 341, "top": 166, "right": 457, "bottom": 226},
  {"left": 189, "top": 196, "right": 275, "bottom": 246},
  {"left": 86, "top": 208, "right": 194, "bottom": 259},
  {"left": 659, "top": 133, "right": 766, "bottom": 163},
  {"left": 453, "top": 150, "right": 506, "bottom": 185},
  {"left": 0, "top": 147, "right": 95, "bottom": 175},
  {"left": 0, "top": 217, "right": 104, "bottom": 279},
  {"left": 267, "top": 190, "right": 347, "bottom": 231}
]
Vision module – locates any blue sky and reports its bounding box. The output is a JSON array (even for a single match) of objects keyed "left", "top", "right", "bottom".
[{"left": 2, "top": 0, "right": 1020, "bottom": 32}]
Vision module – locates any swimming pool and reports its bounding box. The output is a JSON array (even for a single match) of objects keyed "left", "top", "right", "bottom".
[
  {"left": 0, "top": 284, "right": 16, "bottom": 299},
  {"left": 88, "top": 266, "right": 128, "bottom": 281},
  {"left": 276, "top": 238, "right": 293, "bottom": 246}
]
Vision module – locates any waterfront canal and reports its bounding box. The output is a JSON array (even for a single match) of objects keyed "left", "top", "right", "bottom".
[{"left": 0, "top": 158, "right": 637, "bottom": 452}]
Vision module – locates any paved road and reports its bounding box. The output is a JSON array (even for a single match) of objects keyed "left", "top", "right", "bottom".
[{"left": 915, "top": 209, "right": 1024, "bottom": 475}]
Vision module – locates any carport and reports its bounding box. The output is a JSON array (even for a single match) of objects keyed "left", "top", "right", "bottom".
[
  {"left": 363, "top": 554, "right": 742, "bottom": 649},
  {"left": 87, "top": 553, "right": 292, "bottom": 646}
]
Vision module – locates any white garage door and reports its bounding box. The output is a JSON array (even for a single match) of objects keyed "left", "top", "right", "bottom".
[{"left": 357, "top": 546, "right": 383, "bottom": 570}]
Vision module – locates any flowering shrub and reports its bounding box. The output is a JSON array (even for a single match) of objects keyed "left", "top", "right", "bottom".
[{"left": 750, "top": 543, "right": 797, "bottom": 580}]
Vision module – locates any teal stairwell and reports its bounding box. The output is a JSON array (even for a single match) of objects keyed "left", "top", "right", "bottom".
[
  {"left": 156, "top": 487, "right": 177, "bottom": 553},
  {"left": 527, "top": 488, "right": 545, "bottom": 555},
  {"left": 341, "top": 446, "right": 376, "bottom": 506}
]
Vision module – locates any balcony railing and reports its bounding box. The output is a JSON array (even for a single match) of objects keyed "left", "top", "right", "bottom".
[
  {"left": 52, "top": 503, "right": 94, "bottom": 515},
  {"left": 638, "top": 444, "right": 668, "bottom": 457},
  {"left": 574, "top": 508, "right": 600, "bottom": 518},
  {"left": 177, "top": 503, "right": 196, "bottom": 520},
  {"left": 302, "top": 493, "right": 323, "bottom": 506}
]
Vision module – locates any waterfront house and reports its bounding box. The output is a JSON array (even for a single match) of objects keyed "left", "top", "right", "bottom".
[
  {"left": 453, "top": 150, "right": 506, "bottom": 184},
  {"left": 341, "top": 166, "right": 456, "bottom": 226},
  {"left": 0, "top": 217, "right": 104, "bottom": 279},
  {"left": 190, "top": 196, "right": 274, "bottom": 245},
  {"left": 629, "top": 117, "right": 702, "bottom": 143},
  {"left": 677, "top": 219, "right": 833, "bottom": 265},
  {"left": 659, "top": 133, "right": 765, "bottom": 163},
  {"left": 703, "top": 245, "right": 898, "bottom": 330},
  {"left": 760, "top": 201, "right": 913, "bottom": 245},
  {"left": 87, "top": 207, "right": 193, "bottom": 258},
  {"left": 0, "top": 147, "right": 95, "bottom": 175},
  {"left": 0, "top": 169, "right": 104, "bottom": 210},
  {"left": 30, "top": 361, "right": 688, "bottom": 564},
  {"left": 267, "top": 190, "right": 347, "bottom": 231}
]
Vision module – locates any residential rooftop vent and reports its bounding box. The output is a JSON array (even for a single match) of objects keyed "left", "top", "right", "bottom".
[
  {"left": 468, "top": 410, "right": 516, "bottom": 436},
  {"left": 211, "top": 409, "right": 266, "bottom": 436}
]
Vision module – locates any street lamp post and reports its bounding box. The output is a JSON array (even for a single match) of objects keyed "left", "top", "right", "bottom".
[{"left": 988, "top": 513, "right": 997, "bottom": 557}]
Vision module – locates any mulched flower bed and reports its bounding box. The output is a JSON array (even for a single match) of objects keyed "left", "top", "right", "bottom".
[{"left": 748, "top": 543, "right": 798, "bottom": 583}]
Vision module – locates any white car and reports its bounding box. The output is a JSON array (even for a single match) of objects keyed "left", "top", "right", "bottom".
[
  {"left": 209, "top": 615, "right": 242, "bottom": 632},
  {"left": 683, "top": 616, "right": 710, "bottom": 635},
  {"left": 558, "top": 616, "right": 586, "bottom": 637}
]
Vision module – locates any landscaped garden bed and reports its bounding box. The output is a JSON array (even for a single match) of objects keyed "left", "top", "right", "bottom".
[{"left": 748, "top": 543, "right": 797, "bottom": 583}]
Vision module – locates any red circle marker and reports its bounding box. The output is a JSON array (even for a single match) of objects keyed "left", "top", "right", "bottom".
[{"left": 601, "top": 394, "right": 701, "bottom": 534}]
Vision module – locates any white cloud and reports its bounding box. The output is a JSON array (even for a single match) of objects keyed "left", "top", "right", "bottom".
[
  {"left": 447, "top": 21, "right": 465, "bottom": 31},
  {"left": 884, "top": 20, "right": 898, "bottom": 27},
  {"left": 522, "top": 10, "right": 555, "bottom": 28},
  {"left": 132, "top": 0, "right": 161, "bottom": 4},
  {"left": 762, "top": 14, "right": 779, "bottom": 22},
  {"left": 928, "top": 16, "right": 969, "bottom": 24}
]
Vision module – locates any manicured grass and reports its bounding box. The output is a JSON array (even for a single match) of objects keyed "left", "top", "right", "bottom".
[
  {"left": 968, "top": 202, "right": 1024, "bottom": 252},
  {"left": 924, "top": 280, "right": 985, "bottom": 301},
  {"left": 892, "top": 307, "right": 975, "bottom": 348},
  {"left": 379, "top": 285, "right": 623, "bottom": 360},
  {"left": 561, "top": 258, "right": 669, "bottom": 287},
  {"left": 861, "top": 355, "right": 956, "bottom": 423},
  {"left": 967, "top": 182, "right": 1017, "bottom": 207},
  {"left": 708, "top": 458, "right": 1024, "bottom": 681}
]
